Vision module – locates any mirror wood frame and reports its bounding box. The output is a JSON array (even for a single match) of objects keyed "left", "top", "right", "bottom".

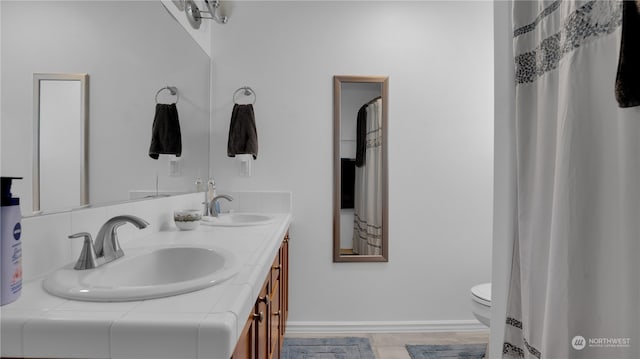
[
  {"left": 33, "top": 73, "right": 89, "bottom": 213},
  {"left": 333, "top": 75, "right": 389, "bottom": 262}
]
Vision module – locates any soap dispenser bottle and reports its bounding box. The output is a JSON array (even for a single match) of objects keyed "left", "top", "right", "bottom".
[{"left": 1, "top": 177, "right": 23, "bottom": 306}]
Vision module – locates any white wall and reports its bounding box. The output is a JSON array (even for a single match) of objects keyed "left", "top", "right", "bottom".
[
  {"left": 211, "top": 1, "right": 494, "bottom": 328},
  {"left": 160, "top": 0, "right": 213, "bottom": 57},
  {"left": 0, "top": 1, "right": 3, "bottom": 177}
]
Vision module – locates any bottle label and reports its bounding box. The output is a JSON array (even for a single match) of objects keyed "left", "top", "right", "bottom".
[{"left": 11, "top": 223, "right": 22, "bottom": 294}]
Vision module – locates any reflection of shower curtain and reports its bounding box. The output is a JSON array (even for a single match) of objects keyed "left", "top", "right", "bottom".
[
  {"left": 505, "top": 2, "right": 639, "bottom": 359},
  {"left": 353, "top": 98, "right": 382, "bottom": 255}
]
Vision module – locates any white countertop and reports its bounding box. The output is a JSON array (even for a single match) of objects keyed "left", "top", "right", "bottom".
[{"left": 0, "top": 213, "right": 292, "bottom": 359}]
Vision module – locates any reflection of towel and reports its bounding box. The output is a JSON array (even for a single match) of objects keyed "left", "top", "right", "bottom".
[
  {"left": 227, "top": 104, "right": 258, "bottom": 159},
  {"left": 341, "top": 158, "right": 355, "bottom": 209},
  {"left": 355, "top": 104, "right": 367, "bottom": 167},
  {"left": 615, "top": 0, "right": 640, "bottom": 108},
  {"left": 149, "top": 103, "right": 182, "bottom": 159}
]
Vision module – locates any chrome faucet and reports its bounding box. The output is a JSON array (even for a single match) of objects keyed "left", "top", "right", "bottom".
[
  {"left": 208, "top": 194, "right": 234, "bottom": 217},
  {"left": 70, "top": 215, "right": 149, "bottom": 270}
]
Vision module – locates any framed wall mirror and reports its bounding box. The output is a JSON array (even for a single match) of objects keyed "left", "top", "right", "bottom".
[
  {"left": 2, "top": 1, "right": 211, "bottom": 215},
  {"left": 333, "top": 75, "right": 389, "bottom": 262},
  {"left": 33, "top": 73, "right": 89, "bottom": 213}
]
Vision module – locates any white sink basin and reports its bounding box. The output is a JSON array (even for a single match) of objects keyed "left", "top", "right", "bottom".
[
  {"left": 43, "top": 246, "right": 238, "bottom": 302},
  {"left": 201, "top": 213, "right": 274, "bottom": 227}
]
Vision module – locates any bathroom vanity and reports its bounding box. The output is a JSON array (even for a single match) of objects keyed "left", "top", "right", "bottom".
[{"left": 0, "top": 192, "right": 292, "bottom": 359}]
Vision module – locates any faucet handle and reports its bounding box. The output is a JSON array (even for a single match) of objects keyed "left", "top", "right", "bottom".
[{"left": 69, "top": 232, "right": 98, "bottom": 270}]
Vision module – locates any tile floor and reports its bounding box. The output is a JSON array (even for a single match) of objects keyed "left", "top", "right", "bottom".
[{"left": 286, "top": 331, "right": 490, "bottom": 359}]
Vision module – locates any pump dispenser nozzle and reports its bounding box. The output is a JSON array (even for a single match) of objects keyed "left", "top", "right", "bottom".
[{"left": 1, "top": 177, "right": 23, "bottom": 206}]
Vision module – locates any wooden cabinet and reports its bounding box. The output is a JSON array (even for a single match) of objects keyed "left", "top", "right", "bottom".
[
  {"left": 231, "top": 231, "right": 289, "bottom": 359},
  {"left": 281, "top": 233, "right": 289, "bottom": 333}
]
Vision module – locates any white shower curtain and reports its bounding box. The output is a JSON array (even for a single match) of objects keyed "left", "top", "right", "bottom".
[
  {"left": 353, "top": 98, "right": 382, "bottom": 255},
  {"left": 505, "top": 1, "right": 639, "bottom": 358}
]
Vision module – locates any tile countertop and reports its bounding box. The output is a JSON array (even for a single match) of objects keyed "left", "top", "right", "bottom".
[{"left": 0, "top": 213, "right": 292, "bottom": 359}]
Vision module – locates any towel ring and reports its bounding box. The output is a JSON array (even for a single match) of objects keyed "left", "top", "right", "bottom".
[
  {"left": 233, "top": 86, "right": 256, "bottom": 105},
  {"left": 155, "top": 86, "right": 179, "bottom": 104}
]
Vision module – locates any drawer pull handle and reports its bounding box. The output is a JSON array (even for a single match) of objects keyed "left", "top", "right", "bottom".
[
  {"left": 253, "top": 311, "right": 265, "bottom": 323},
  {"left": 258, "top": 296, "right": 268, "bottom": 304}
]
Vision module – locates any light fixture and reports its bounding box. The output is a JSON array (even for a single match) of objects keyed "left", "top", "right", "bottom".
[{"left": 185, "top": 0, "right": 228, "bottom": 29}]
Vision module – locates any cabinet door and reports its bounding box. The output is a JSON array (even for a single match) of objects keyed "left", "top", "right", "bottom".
[
  {"left": 256, "top": 280, "right": 269, "bottom": 359},
  {"left": 270, "top": 278, "right": 281, "bottom": 359},
  {"left": 280, "top": 233, "right": 289, "bottom": 336},
  {"left": 231, "top": 313, "right": 255, "bottom": 359},
  {"left": 269, "top": 250, "right": 281, "bottom": 359}
]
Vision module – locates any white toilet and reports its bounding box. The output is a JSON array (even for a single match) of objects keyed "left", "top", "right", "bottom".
[{"left": 470, "top": 282, "right": 491, "bottom": 327}]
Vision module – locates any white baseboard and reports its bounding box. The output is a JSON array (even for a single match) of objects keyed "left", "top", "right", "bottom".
[{"left": 286, "top": 320, "right": 488, "bottom": 334}]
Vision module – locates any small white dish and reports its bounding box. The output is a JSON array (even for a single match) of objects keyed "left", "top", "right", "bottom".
[{"left": 174, "top": 209, "right": 202, "bottom": 230}]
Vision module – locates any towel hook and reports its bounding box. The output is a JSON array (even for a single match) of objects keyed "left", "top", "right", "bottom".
[
  {"left": 155, "top": 86, "right": 179, "bottom": 104},
  {"left": 233, "top": 86, "right": 256, "bottom": 105}
]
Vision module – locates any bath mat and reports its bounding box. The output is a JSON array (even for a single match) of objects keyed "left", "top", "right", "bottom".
[
  {"left": 406, "top": 343, "right": 486, "bottom": 359},
  {"left": 281, "top": 337, "right": 375, "bottom": 359}
]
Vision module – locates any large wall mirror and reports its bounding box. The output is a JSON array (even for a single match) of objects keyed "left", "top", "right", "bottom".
[
  {"left": 1, "top": 1, "right": 210, "bottom": 215},
  {"left": 333, "top": 76, "right": 389, "bottom": 262},
  {"left": 33, "top": 73, "right": 89, "bottom": 213}
]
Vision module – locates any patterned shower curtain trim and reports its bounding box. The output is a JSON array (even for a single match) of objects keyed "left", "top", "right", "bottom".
[{"left": 514, "top": 1, "right": 621, "bottom": 86}]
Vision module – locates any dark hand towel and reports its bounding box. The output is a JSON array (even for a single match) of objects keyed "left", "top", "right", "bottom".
[
  {"left": 227, "top": 104, "right": 258, "bottom": 159},
  {"left": 149, "top": 103, "right": 182, "bottom": 159},
  {"left": 615, "top": 0, "right": 640, "bottom": 108}
]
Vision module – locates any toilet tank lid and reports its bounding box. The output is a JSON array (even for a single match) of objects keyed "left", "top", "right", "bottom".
[{"left": 471, "top": 283, "right": 491, "bottom": 302}]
